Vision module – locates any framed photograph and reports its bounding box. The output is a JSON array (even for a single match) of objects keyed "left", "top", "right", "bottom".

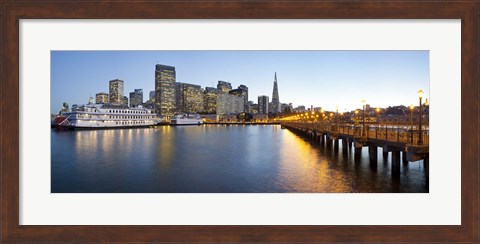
[{"left": 1, "top": 0, "right": 478, "bottom": 242}]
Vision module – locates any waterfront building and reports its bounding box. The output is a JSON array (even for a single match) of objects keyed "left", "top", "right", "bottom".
[
  {"left": 122, "top": 96, "right": 129, "bottom": 107},
  {"left": 155, "top": 64, "right": 176, "bottom": 117},
  {"left": 258, "top": 95, "right": 269, "bottom": 115},
  {"left": 149, "top": 91, "right": 155, "bottom": 101},
  {"left": 129, "top": 89, "right": 143, "bottom": 108},
  {"left": 216, "top": 93, "right": 243, "bottom": 115},
  {"left": 295, "top": 105, "right": 306, "bottom": 113},
  {"left": 203, "top": 87, "right": 218, "bottom": 114},
  {"left": 253, "top": 114, "right": 269, "bottom": 122},
  {"left": 177, "top": 82, "right": 204, "bottom": 113},
  {"left": 95, "top": 92, "right": 109, "bottom": 104},
  {"left": 281, "top": 103, "right": 290, "bottom": 113},
  {"left": 109, "top": 79, "right": 124, "bottom": 104},
  {"left": 174, "top": 82, "right": 184, "bottom": 112},
  {"left": 271, "top": 72, "right": 281, "bottom": 113},
  {"left": 217, "top": 80, "right": 232, "bottom": 93},
  {"left": 229, "top": 84, "right": 248, "bottom": 113},
  {"left": 250, "top": 103, "right": 259, "bottom": 114},
  {"left": 143, "top": 100, "right": 155, "bottom": 110}
]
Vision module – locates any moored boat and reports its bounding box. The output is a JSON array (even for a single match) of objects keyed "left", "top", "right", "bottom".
[
  {"left": 170, "top": 113, "right": 203, "bottom": 125},
  {"left": 53, "top": 103, "right": 160, "bottom": 130}
]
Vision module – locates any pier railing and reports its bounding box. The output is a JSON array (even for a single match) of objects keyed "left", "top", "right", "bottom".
[{"left": 282, "top": 121, "right": 429, "bottom": 145}]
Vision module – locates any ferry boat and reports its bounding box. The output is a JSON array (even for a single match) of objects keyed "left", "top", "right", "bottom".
[
  {"left": 170, "top": 113, "right": 203, "bottom": 125},
  {"left": 53, "top": 103, "right": 160, "bottom": 129}
]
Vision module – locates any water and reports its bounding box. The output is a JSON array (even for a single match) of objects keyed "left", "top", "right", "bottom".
[{"left": 51, "top": 125, "right": 428, "bottom": 193}]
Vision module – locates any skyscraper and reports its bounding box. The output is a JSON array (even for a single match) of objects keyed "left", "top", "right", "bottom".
[
  {"left": 258, "top": 95, "right": 269, "bottom": 114},
  {"left": 271, "top": 72, "right": 280, "bottom": 113},
  {"left": 217, "top": 80, "right": 232, "bottom": 93},
  {"left": 175, "top": 82, "right": 204, "bottom": 113},
  {"left": 109, "top": 79, "right": 124, "bottom": 104},
  {"left": 229, "top": 85, "right": 248, "bottom": 113},
  {"left": 129, "top": 89, "right": 143, "bottom": 108},
  {"left": 216, "top": 93, "right": 243, "bottom": 115},
  {"left": 155, "top": 64, "right": 176, "bottom": 116},
  {"left": 203, "top": 87, "right": 218, "bottom": 114},
  {"left": 149, "top": 91, "right": 155, "bottom": 101},
  {"left": 122, "top": 96, "right": 129, "bottom": 107},
  {"left": 95, "top": 92, "right": 109, "bottom": 104}
]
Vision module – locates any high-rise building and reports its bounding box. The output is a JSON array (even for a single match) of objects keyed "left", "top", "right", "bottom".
[
  {"left": 129, "top": 89, "right": 143, "bottom": 108},
  {"left": 155, "top": 64, "right": 176, "bottom": 116},
  {"left": 175, "top": 82, "right": 204, "bottom": 113},
  {"left": 122, "top": 96, "right": 129, "bottom": 107},
  {"left": 95, "top": 92, "right": 109, "bottom": 104},
  {"left": 109, "top": 79, "right": 124, "bottom": 104},
  {"left": 258, "top": 95, "right": 269, "bottom": 114},
  {"left": 149, "top": 91, "right": 155, "bottom": 101},
  {"left": 204, "top": 87, "right": 218, "bottom": 114},
  {"left": 217, "top": 80, "right": 232, "bottom": 93},
  {"left": 271, "top": 72, "right": 280, "bottom": 113},
  {"left": 174, "top": 82, "right": 184, "bottom": 112},
  {"left": 229, "top": 85, "right": 248, "bottom": 113},
  {"left": 250, "top": 103, "right": 258, "bottom": 115},
  {"left": 216, "top": 93, "right": 243, "bottom": 115}
]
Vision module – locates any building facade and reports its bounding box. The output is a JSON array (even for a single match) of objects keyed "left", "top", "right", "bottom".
[
  {"left": 109, "top": 79, "right": 124, "bottom": 104},
  {"left": 122, "top": 96, "right": 129, "bottom": 107},
  {"left": 229, "top": 84, "right": 248, "bottom": 113},
  {"left": 95, "top": 92, "right": 109, "bottom": 104},
  {"left": 149, "top": 91, "right": 155, "bottom": 101},
  {"left": 217, "top": 80, "right": 232, "bottom": 93},
  {"left": 129, "top": 89, "right": 143, "bottom": 108},
  {"left": 217, "top": 93, "right": 243, "bottom": 115},
  {"left": 271, "top": 72, "right": 281, "bottom": 113},
  {"left": 258, "top": 95, "right": 269, "bottom": 114},
  {"left": 175, "top": 82, "right": 204, "bottom": 113},
  {"left": 155, "top": 64, "right": 176, "bottom": 116},
  {"left": 203, "top": 87, "right": 218, "bottom": 114}
]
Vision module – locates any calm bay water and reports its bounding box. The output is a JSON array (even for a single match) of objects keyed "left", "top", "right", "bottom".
[{"left": 51, "top": 125, "right": 428, "bottom": 193}]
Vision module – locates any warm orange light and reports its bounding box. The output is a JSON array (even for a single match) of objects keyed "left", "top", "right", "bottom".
[
  {"left": 418, "top": 89, "right": 424, "bottom": 99},
  {"left": 355, "top": 110, "right": 359, "bottom": 114}
]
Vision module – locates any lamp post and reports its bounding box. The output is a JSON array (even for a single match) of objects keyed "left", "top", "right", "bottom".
[
  {"left": 361, "top": 99, "right": 366, "bottom": 137},
  {"left": 375, "top": 108, "right": 380, "bottom": 138},
  {"left": 354, "top": 110, "right": 359, "bottom": 136},
  {"left": 409, "top": 104, "right": 414, "bottom": 143},
  {"left": 417, "top": 89, "right": 424, "bottom": 145},
  {"left": 340, "top": 112, "right": 344, "bottom": 133},
  {"left": 335, "top": 105, "right": 339, "bottom": 132}
]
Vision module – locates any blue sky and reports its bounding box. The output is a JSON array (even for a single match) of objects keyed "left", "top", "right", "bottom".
[{"left": 51, "top": 50, "right": 429, "bottom": 113}]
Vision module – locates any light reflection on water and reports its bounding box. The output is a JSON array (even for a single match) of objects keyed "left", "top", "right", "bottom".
[{"left": 51, "top": 125, "right": 427, "bottom": 193}]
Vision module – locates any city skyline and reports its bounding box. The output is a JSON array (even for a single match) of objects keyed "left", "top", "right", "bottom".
[{"left": 51, "top": 50, "right": 429, "bottom": 113}]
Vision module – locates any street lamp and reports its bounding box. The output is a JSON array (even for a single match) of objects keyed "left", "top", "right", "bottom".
[
  {"left": 417, "top": 89, "right": 424, "bottom": 145},
  {"left": 409, "top": 104, "right": 414, "bottom": 143},
  {"left": 335, "top": 105, "right": 339, "bottom": 130},
  {"left": 361, "top": 99, "right": 366, "bottom": 136}
]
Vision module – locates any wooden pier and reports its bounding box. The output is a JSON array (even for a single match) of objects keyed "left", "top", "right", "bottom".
[{"left": 280, "top": 121, "right": 429, "bottom": 178}]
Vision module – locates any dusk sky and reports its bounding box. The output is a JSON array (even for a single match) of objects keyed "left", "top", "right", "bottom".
[{"left": 51, "top": 50, "right": 429, "bottom": 113}]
